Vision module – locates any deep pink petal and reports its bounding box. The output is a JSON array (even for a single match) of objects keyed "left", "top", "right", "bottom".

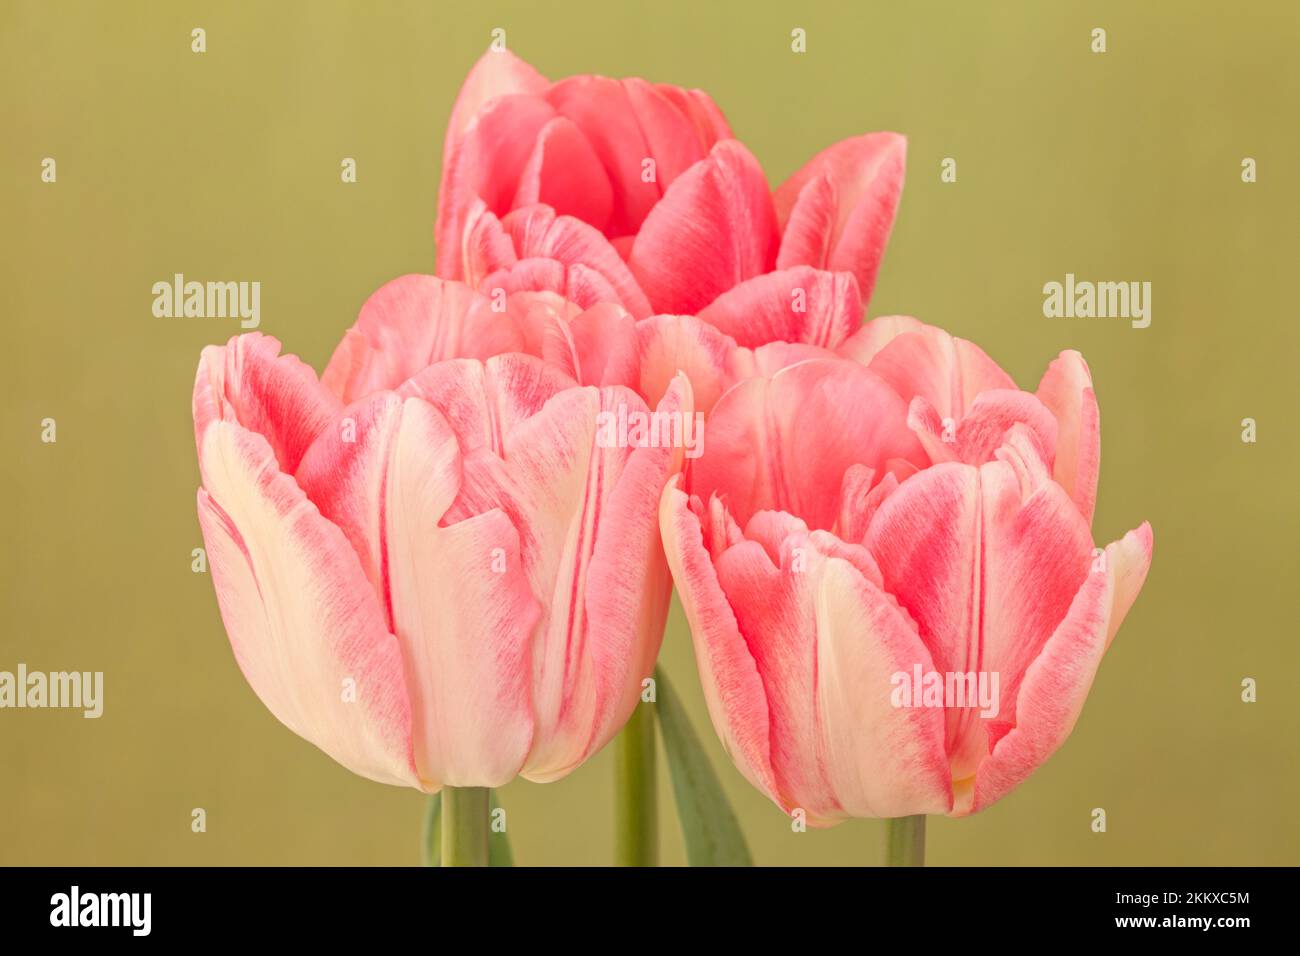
[
  {"left": 435, "top": 94, "right": 557, "bottom": 279},
  {"left": 697, "top": 267, "right": 863, "bottom": 350},
  {"left": 865, "top": 453, "right": 1095, "bottom": 782},
  {"left": 322, "top": 276, "right": 523, "bottom": 405},
  {"left": 511, "top": 116, "right": 614, "bottom": 233},
  {"left": 443, "top": 49, "right": 548, "bottom": 171},
  {"left": 959, "top": 523, "right": 1153, "bottom": 814},
  {"left": 691, "top": 358, "right": 926, "bottom": 531},
  {"left": 774, "top": 133, "right": 907, "bottom": 306},
  {"left": 628, "top": 140, "right": 779, "bottom": 315},
  {"left": 194, "top": 332, "right": 341, "bottom": 475},
  {"left": 500, "top": 205, "right": 652, "bottom": 317},
  {"left": 659, "top": 479, "right": 782, "bottom": 807},
  {"left": 907, "top": 389, "right": 1059, "bottom": 469},
  {"left": 867, "top": 325, "right": 1016, "bottom": 420}
]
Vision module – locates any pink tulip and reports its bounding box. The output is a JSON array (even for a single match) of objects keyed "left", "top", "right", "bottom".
[
  {"left": 661, "top": 318, "right": 1152, "bottom": 821},
  {"left": 435, "top": 49, "right": 906, "bottom": 339},
  {"left": 193, "top": 330, "right": 691, "bottom": 790}
]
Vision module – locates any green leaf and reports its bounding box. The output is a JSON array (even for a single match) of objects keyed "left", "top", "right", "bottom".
[
  {"left": 422, "top": 791, "right": 514, "bottom": 866},
  {"left": 655, "top": 666, "right": 753, "bottom": 866}
]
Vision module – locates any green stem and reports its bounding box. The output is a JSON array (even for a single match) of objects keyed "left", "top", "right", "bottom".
[
  {"left": 615, "top": 702, "right": 658, "bottom": 866},
  {"left": 885, "top": 815, "right": 926, "bottom": 866},
  {"left": 441, "top": 787, "right": 489, "bottom": 867}
]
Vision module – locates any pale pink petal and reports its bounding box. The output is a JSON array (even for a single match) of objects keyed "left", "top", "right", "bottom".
[
  {"left": 813, "top": 555, "right": 953, "bottom": 817},
  {"left": 196, "top": 421, "right": 417, "bottom": 788},
  {"left": 321, "top": 275, "right": 523, "bottom": 405},
  {"left": 294, "top": 392, "right": 540, "bottom": 788},
  {"left": 837, "top": 314, "right": 924, "bottom": 366},
  {"left": 774, "top": 133, "right": 907, "bottom": 306},
  {"left": 697, "top": 267, "right": 862, "bottom": 349},
  {"left": 659, "top": 479, "right": 782, "bottom": 807},
  {"left": 634, "top": 313, "right": 738, "bottom": 414},
  {"left": 958, "top": 523, "right": 1153, "bottom": 814},
  {"left": 1036, "top": 350, "right": 1101, "bottom": 524},
  {"left": 460, "top": 201, "right": 519, "bottom": 287},
  {"left": 691, "top": 358, "right": 926, "bottom": 531},
  {"left": 194, "top": 332, "right": 341, "bottom": 475},
  {"left": 867, "top": 325, "right": 1016, "bottom": 420},
  {"left": 628, "top": 141, "right": 779, "bottom": 315}
]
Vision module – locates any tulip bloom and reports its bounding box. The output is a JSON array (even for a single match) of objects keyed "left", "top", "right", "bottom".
[
  {"left": 194, "top": 330, "right": 691, "bottom": 791},
  {"left": 435, "top": 49, "right": 906, "bottom": 347},
  {"left": 661, "top": 321, "right": 1152, "bottom": 821}
]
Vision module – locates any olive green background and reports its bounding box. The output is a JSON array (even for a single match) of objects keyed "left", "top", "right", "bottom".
[{"left": 3, "top": 0, "right": 1297, "bottom": 866}]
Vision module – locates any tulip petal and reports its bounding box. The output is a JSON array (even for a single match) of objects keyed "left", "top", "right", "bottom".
[
  {"left": 481, "top": 257, "right": 626, "bottom": 319},
  {"left": 774, "top": 133, "right": 907, "bottom": 306},
  {"left": 296, "top": 390, "right": 540, "bottom": 788},
  {"left": 660, "top": 479, "right": 782, "bottom": 807},
  {"left": 814, "top": 556, "right": 953, "bottom": 817},
  {"left": 511, "top": 116, "right": 614, "bottom": 233},
  {"left": 866, "top": 455, "right": 1095, "bottom": 782},
  {"left": 959, "top": 522, "right": 1153, "bottom": 814},
  {"left": 436, "top": 94, "right": 558, "bottom": 279},
  {"left": 444, "top": 49, "right": 548, "bottom": 170},
  {"left": 196, "top": 421, "right": 417, "bottom": 788},
  {"left": 322, "top": 276, "right": 524, "bottom": 405},
  {"left": 634, "top": 314, "right": 738, "bottom": 414},
  {"left": 691, "top": 358, "right": 926, "bottom": 531},
  {"left": 1036, "top": 350, "right": 1101, "bottom": 524},
  {"left": 837, "top": 314, "right": 924, "bottom": 367},
  {"left": 907, "top": 389, "right": 1059, "bottom": 469},
  {"left": 581, "top": 377, "right": 693, "bottom": 759},
  {"left": 194, "top": 332, "right": 342, "bottom": 475},
  {"left": 397, "top": 354, "right": 575, "bottom": 455},
  {"left": 544, "top": 77, "right": 730, "bottom": 237},
  {"left": 697, "top": 267, "right": 863, "bottom": 350},
  {"left": 867, "top": 325, "right": 1017, "bottom": 420},
  {"left": 628, "top": 140, "right": 779, "bottom": 315},
  {"left": 501, "top": 205, "right": 652, "bottom": 318}
]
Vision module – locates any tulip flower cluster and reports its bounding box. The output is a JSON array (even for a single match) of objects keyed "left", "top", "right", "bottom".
[{"left": 192, "top": 49, "right": 1151, "bottom": 852}]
